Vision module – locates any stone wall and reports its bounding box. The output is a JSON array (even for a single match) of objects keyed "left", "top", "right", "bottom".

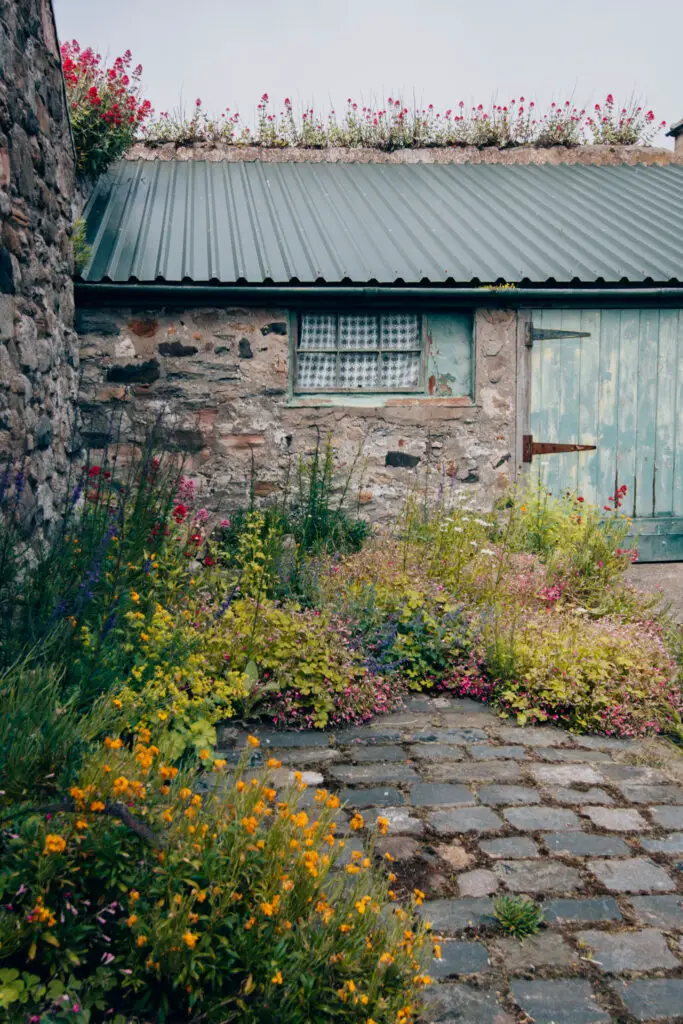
[
  {"left": 76, "top": 305, "right": 518, "bottom": 518},
  {"left": 0, "top": 0, "right": 78, "bottom": 531}
]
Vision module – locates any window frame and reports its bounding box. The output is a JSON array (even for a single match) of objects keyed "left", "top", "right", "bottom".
[{"left": 292, "top": 311, "right": 427, "bottom": 395}]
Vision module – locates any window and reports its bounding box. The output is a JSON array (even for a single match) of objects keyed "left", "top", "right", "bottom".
[{"left": 295, "top": 313, "right": 424, "bottom": 393}]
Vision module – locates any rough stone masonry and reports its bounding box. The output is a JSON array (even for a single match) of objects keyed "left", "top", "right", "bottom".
[
  {"left": 76, "top": 305, "right": 518, "bottom": 518},
  {"left": 0, "top": 0, "right": 78, "bottom": 533}
]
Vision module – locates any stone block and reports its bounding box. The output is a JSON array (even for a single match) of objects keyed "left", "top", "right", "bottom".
[
  {"left": 409, "top": 727, "right": 488, "bottom": 744},
  {"left": 469, "top": 744, "right": 526, "bottom": 759},
  {"left": 496, "top": 725, "right": 573, "bottom": 747},
  {"left": 580, "top": 806, "right": 648, "bottom": 831},
  {"left": 511, "top": 979, "right": 610, "bottom": 1024},
  {"left": 235, "top": 730, "right": 331, "bottom": 749},
  {"left": 495, "top": 858, "right": 583, "bottom": 893},
  {"left": 363, "top": 806, "right": 423, "bottom": 835},
  {"left": 588, "top": 857, "right": 675, "bottom": 893},
  {"left": 611, "top": 979, "right": 683, "bottom": 1021},
  {"left": 641, "top": 832, "right": 683, "bottom": 854},
  {"left": 545, "top": 787, "right": 614, "bottom": 806},
  {"left": 543, "top": 897, "right": 622, "bottom": 924},
  {"left": 424, "top": 983, "right": 514, "bottom": 1024},
  {"left": 577, "top": 928, "right": 678, "bottom": 973},
  {"left": 428, "top": 807, "right": 503, "bottom": 835},
  {"left": 478, "top": 785, "right": 541, "bottom": 806},
  {"left": 435, "top": 842, "right": 473, "bottom": 871},
  {"left": 429, "top": 940, "right": 490, "bottom": 977},
  {"left": 629, "top": 895, "right": 683, "bottom": 929},
  {"left": 428, "top": 761, "right": 523, "bottom": 784},
  {"left": 338, "top": 787, "right": 404, "bottom": 808},
  {"left": 457, "top": 869, "right": 499, "bottom": 896},
  {"left": 334, "top": 727, "right": 401, "bottom": 744},
  {"left": 503, "top": 806, "right": 581, "bottom": 831},
  {"left": 329, "top": 764, "right": 419, "bottom": 785},
  {"left": 406, "top": 743, "right": 465, "bottom": 761},
  {"left": 480, "top": 837, "right": 540, "bottom": 859},
  {"left": 539, "top": 748, "right": 611, "bottom": 763},
  {"left": 649, "top": 805, "right": 683, "bottom": 828},
  {"left": 417, "top": 897, "right": 495, "bottom": 932},
  {"left": 599, "top": 764, "right": 670, "bottom": 783},
  {"left": 528, "top": 765, "right": 605, "bottom": 786},
  {"left": 543, "top": 832, "right": 630, "bottom": 856},
  {"left": 617, "top": 783, "right": 683, "bottom": 804},
  {"left": 376, "top": 836, "right": 420, "bottom": 861},
  {"left": 409, "top": 783, "right": 475, "bottom": 807},
  {"left": 346, "top": 744, "right": 408, "bottom": 762},
  {"left": 495, "top": 933, "right": 577, "bottom": 970}
]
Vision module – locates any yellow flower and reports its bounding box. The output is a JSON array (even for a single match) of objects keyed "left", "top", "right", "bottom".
[
  {"left": 290, "top": 811, "right": 308, "bottom": 828},
  {"left": 271, "top": 970, "right": 283, "bottom": 985},
  {"left": 181, "top": 931, "right": 199, "bottom": 948},
  {"left": 413, "top": 974, "right": 432, "bottom": 986},
  {"left": 126, "top": 914, "right": 138, "bottom": 927},
  {"left": 244, "top": 917, "right": 256, "bottom": 930},
  {"left": 339, "top": 924, "right": 352, "bottom": 933},
  {"left": 179, "top": 787, "right": 192, "bottom": 800},
  {"left": 433, "top": 943, "right": 442, "bottom": 959},
  {"left": 161, "top": 810, "right": 173, "bottom": 824},
  {"left": 43, "top": 834, "right": 66, "bottom": 855},
  {"left": 112, "top": 776, "right": 129, "bottom": 797},
  {"left": 104, "top": 736, "right": 123, "bottom": 750},
  {"left": 376, "top": 815, "right": 389, "bottom": 835},
  {"left": 213, "top": 759, "right": 227, "bottom": 770},
  {"left": 112, "top": 697, "right": 123, "bottom": 709},
  {"left": 131, "top": 591, "right": 140, "bottom": 603},
  {"left": 157, "top": 710, "right": 168, "bottom": 721},
  {"left": 136, "top": 935, "right": 147, "bottom": 947},
  {"left": 70, "top": 786, "right": 85, "bottom": 803},
  {"left": 326, "top": 794, "right": 340, "bottom": 809},
  {"left": 349, "top": 813, "right": 364, "bottom": 831},
  {"left": 345, "top": 864, "right": 360, "bottom": 874},
  {"left": 266, "top": 757, "right": 282, "bottom": 769},
  {"left": 75, "top": 819, "right": 88, "bottom": 831},
  {"left": 379, "top": 953, "right": 395, "bottom": 966},
  {"left": 195, "top": 890, "right": 207, "bottom": 903},
  {"left": 198, "top": 749, "right": 210, "bottom": 761},
  {"left": 413, "top": 888, "right": 426, "bottom": 906},
  {"left": 246, "top": 735, "right": 260, "bottom": 748},
  {"left": 90, "top": 800, "right": 105, "bottom": 812},
  {"left": 129, "top": 890, "right": 140, "bottom": 903}
]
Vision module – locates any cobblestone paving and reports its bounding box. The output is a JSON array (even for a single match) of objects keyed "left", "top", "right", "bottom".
[{"left": 218, "top": 696, "right": 683, "bottom": 1023}]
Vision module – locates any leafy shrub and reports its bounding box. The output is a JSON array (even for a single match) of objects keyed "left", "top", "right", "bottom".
[
  {"left": 61, "top": 40, "right": 152, "bottom": 176},
  {"left": 71, "top": 218, "right": 92, "bottom": 274},
  {"left": 493, "top": 896, "right": 544, "bottom": 941},
  {"left": 491, "top": 615, "right": 682, "bottom": 738},
  {"left": 0, "top": 733, "right": 430, "bottom": 1023}
]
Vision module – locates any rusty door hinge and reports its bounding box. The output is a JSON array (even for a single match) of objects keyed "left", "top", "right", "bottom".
[
  {"left": 523, "top": 434, "right": 597, "bottom": 463},
  {"left": 526, "top": 326, "right": 591, "bottom": 347}
]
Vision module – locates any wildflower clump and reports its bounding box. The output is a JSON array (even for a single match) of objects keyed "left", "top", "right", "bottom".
[
  {"left": 61, "top": 40, "right": 152, "bottom": 175},
  {"left": 0, "top": 731, "right": 430, "bottom": 1022}
]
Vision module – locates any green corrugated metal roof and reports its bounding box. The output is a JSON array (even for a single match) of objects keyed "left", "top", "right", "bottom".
[{"left": 80, "top": 160, "right": 683, "bottom": 286}]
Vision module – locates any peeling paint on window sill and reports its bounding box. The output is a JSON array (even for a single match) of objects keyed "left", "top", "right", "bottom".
[{"left": 288, "top": 394, "right": 476, "bottom": 409}]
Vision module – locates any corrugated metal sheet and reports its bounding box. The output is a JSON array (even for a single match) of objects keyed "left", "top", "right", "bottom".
[{"left": 80, "top": 160, "right": 683, "bottom": 286}]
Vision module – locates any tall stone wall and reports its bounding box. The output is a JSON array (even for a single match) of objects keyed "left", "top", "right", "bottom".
[
  {"left": 76, "top": 305, "right": 518, "bottom": 518},
  {"left": 0, "top": 0, "right": 78, "bottom": 531}
]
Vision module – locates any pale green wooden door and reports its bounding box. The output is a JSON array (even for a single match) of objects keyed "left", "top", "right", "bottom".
[{"left": 529, "top": 308, "right": 683, "bottom": 562}]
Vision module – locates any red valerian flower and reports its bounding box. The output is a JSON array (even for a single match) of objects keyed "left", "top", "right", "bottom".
[
  {"left": 203, "top": 556, "right": 216, "bottom": 567},
  {"left": 88, "top": 466, "right": 101, "bottom": 477},
  {"left": 172, "top": 503, "right": 188, "bottom": 523}
]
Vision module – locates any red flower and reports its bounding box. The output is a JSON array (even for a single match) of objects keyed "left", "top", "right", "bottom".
[
  {"left": 195, "top": 97, "right": 201, "bottom": 107},
  {"left": 577, "top": 496, "right": 584, "bottom": 502},
  {"left": 203, "top": 556, "right": 216, "bottom": 567},
  {"left": 172, "top": 503, "right": 188, "bottom": 523},
  {"left": 88, "top": 466, "right": 101, "bottom": 477}
]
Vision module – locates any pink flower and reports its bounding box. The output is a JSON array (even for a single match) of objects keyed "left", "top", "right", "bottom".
[
  {"left": 195, "top": 98, "right": 201, "bottom": 107},
  {"left": 220, "top": 518, "right": 230, "bottom": 527}
]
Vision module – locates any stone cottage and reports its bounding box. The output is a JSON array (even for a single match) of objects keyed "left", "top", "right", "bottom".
[{"left": 75, "top": 146, "right": 683, "bottom": 560}]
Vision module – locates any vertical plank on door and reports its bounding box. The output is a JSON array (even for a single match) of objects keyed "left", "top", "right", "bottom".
[
  {"left": 596, "top": 310, "right": 621, "bottom": 511},
  {"left": 616, "top": 310, "right": 640, "bottom": 520},
  {"left": 558, "top": 309, "right": 583, "bottom": 493},
  {"left": 635, "top": 310, "right": 659, "bottom": 518},
  {"left": 577, "top": 309, "right": 601, "bottom": 507},
  {"left": 673, "top": 310, "right": 683, "bottom": 518},
  {"left": 654, "top": 310, "right": 678, "bottom": 516}
]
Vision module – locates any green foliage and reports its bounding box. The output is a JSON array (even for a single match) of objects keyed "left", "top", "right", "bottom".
[
  {"left": 493, "top": 895, "right": 544, "bottom": 941},
  {"left": 0, "top": 734, "right": 429, "bottom": 1023},
  {"left": 71, "top": 217, "right": 92, "bottom": 274}
]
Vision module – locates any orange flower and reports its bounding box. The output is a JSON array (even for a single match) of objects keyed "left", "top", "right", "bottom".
[
  {"left": 246, "top": 735, "right": 260, "bottom": 748},
  {"left": 43, "top": 834, "right": 66, "bottom": 855},
  {"left": 90, "top": 800, "right": 105, "bottom": 812}
]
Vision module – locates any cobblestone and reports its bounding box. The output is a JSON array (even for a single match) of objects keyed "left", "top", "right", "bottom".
[
  {"left": 417, "top": 897, "right": 496, "bottom": 931},
  {"left": 338, "top": 787, "right": 404, "bottom": 807},
  {"left": 543, "top": 897, "right": 623, "bottom": 924},
  {"left": 588, "top": 857, "right": 675, "bottom": 892},
  {"left": 544, "top": 787, "right": 615, "bottom": 805},
  {"left": 580, "top": 806, "right": 648, "bottom": 831},
  {"left": 616, "top": 782, "right": 683, "bottom": 804},
  {"left": 457, "top": 869, "right": 499, "bottom": 896},
  {"left": 497, "top": 725, "right": 573, "bottom": 747},
  {"left": 628, "top": 894, "right": 683, "bottom": 928},
  {"left": 477, "top": 784, "right": 541, "bottom": 805},
  {"left": 406, "top": 743, "right": 465, "bottom": 761},
  {"left": 495, "top": 858, "right": 584, "bottom": 892},
  {"left": 429, "top": 940, "right": 490, "bottom": 977},
  {"left": 428, "top": 806, "right": 504, "bottom": 834},
  {"left": 640, "top": 832, "right": 683, "bottom": 854},
  {"left": 328, "top": 764, "right": 419, "bottom": 784},
  {"left": 503, "top": 806, "right": 582, "bottom": 831},
  {"left": 363, "top": 806, "right": 423, "bottom": 834},
  {"left": 469, "top": 744, "right": 527, "bottom": 759},
  {"left": 429, "top": 761, "right": 524, "bottom": 783},
  {"left": 495, "top": 933, "right": 577, "bottom": 970},
  {"left": 543, "top": 832, "right": 630, "bottom": 856},
  {"left": 510, "top": 979, "right": 610, "bottom": 1023},
  {"left": 649, "top": 804, "right": 683, "bottom": 828},
  {"left": 577, "top": 928, "right": 678, "bottom": 972},
  {"left": 409, "top": 783, "right": 475, "bottom": 806},
  {"left": 424, "top": 983, "right": 515, "bottom": 1023},
  {"left": 611, "top": 979, "right": 683, "bottom": 1021},
  {"left": 344, "top": 744, "right": 408, "bottom": 762},
  {"left": 479, "top": 836, "right": 540, "bottom": 859},
  {"left": 528, "top": 764, "right": 606, "bottom": 786},
  {"left": 538, "top": 748, "right": 612, "bottom": 763}
]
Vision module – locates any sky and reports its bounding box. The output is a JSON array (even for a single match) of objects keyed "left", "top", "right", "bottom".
[{"left": 54, "top": 0, "right": 682, "bottom": 145}]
